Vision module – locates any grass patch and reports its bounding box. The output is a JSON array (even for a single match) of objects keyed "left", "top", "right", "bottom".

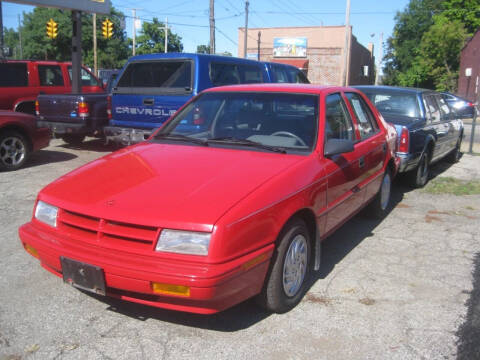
[{"left": 424, "top": 177, "right": 480, "bottom": 195}]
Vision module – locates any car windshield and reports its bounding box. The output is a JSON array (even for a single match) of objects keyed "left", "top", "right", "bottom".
[
  {"left": 363, "top": 91, "right": 420, "bottom": 118},
  {"left": 156, "top": 92, "right": 318, "bottom": 153}
]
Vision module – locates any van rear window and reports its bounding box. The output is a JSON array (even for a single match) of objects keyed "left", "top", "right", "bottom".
[
  {"left": 117, "top": 61, "right": 192, "bottom": 89},
  {"left": 0, "top": 63, "right": 28, "bottom": 87}
]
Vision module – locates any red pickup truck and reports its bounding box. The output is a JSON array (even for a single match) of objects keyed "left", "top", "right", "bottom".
[{"left": 0, "top": 60, "right": 104, "bottom": 114}]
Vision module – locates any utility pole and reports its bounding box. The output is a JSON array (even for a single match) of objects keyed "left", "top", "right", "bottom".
[
  {"left": 71, "top": 11, "right": 82, "bottom": 94},
  {"left": 132, "top": 9, "right": 137, "bottom": 56},
  {"left": 341, "top": 0, "right": 351, "bottom": 86},
  {"left": 18, "top": 14, "right": 23, "bottom": 59},
  {"left": 243, "top": 0, "right": 249, "bottom": 58},
  {"left": 93, "top": 13, "right": 97, "bottom": 76},
  {"left": 0, "top": 1, "right": 4, "bottom": 59},
  {"left": 375, "top": 32, "right": 383, "bottom": 85},
  {"left": 209, "top": 0, "right": 215, "bottom": 54},
  {"left": 164, "top": 17, "right": 168, "bottom": 53},
  {"left": 257, "top": 31, "right": 261, "bottom": 61}
]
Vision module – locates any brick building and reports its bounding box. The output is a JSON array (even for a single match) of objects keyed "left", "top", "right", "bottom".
[
  {"left": 238, "top": 25, "right": 375, "bottom": 86},
  {"left": 458, "top": 29, "right": 480, "bottom": 103}
]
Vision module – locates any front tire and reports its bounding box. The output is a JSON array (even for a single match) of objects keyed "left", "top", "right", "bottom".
[
  {"left": 257, "top": 218, "right": 311, "bottom": 313},
  {"left": 0, "top": 130, "right": 30, "bottom": 171},
  {"left": 446, "top": 136, "right": 462, "bottom": 163}
]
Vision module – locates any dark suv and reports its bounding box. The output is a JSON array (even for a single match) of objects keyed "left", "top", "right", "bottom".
[{"left": 355, "top": 86, "right": 464, "bottom": 187}]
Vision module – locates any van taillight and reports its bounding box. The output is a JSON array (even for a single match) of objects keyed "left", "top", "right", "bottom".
[
  {"left": 107, "top": 95, "right": 112, "bottom": 120},
  {"left": 398, "top": 126, "right": 409, "bottom": 153},
  {"left": 35, "top": 100, "right": 40, "bottom": 116},
  {"left": 78, "top": 101, "right": 89, "bottom": 118}
]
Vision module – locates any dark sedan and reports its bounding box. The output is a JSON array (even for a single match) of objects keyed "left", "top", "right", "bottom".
[
  {"left": 355, "top": 86, "right": 464, "bottom": 187},
  {"left": 0, "top": 111, "right": 50, "bottom": 171},
  {"left": 442, "top": 92, "right": 477, "bottom": 120}
]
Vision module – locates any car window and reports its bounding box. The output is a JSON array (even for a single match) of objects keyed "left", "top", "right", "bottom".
[
  {"left": 363, "top": 91, "right": 420, "bottom": 118},
  {"left": 271, "top": 65, "right": 289, "bottom": 83},
  {"left": 435, "top": 95, "right": 451, "bottom": 121},
  {"left": 159, "top": 92, "right": 318, "bottom": 152},
  {"left": 210, "top": 63, "right": 241, "bottom": 86},
  {"left": 38, "top": 65, "right": 64, "bottom": 86},
  {"left": 68, "top": 67, "right": 101, "bottom": 87},
  {"left": 0, "top": 63, "right": 28, "bottom": 87},
  {"left": 423, "top": 95, "right": 441, "bottom": 123},
  {"left": 239, "top": 64, "right": 264, "bottom": 84},
  {"left": 345, "top": 92, "right": 378, "bottom": 140},
  {"left": 116, "top": 61, "right": 192, "bottom": 89},
  {"left": 289, "top": 69, "right": 309, "bottom": 84},
  {"left": 325, "top": 93, "right": 355, "bottom": 141}
]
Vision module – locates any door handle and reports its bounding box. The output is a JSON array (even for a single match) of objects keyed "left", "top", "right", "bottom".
[
  {"left": 359, "top": 156, "right": 365, "bottom": 168},
  {"left": 143, "top": 98, "right": 154, "bottom": 106}
]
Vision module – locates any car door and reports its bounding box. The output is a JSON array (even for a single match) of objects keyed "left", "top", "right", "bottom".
[
  {"left": 423, "top": 94, "right": 447, "bottom": 160},
  {"left": 437, "top": 93, "right": 460, "bottom": 153},
  {"left": 344, "top": 91, "right": 386, "bottom": 202},
  {"left": 322, "top": 92, "right": 368, "bottom": 235}
]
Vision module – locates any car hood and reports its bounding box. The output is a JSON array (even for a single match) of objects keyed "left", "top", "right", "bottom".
[{"left": 40, "top": 142, "right": 307, "bottom": 230}]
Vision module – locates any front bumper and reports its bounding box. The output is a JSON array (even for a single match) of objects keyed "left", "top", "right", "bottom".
[
  {"left": 32, "top": 127, "right": 51, "bottom": 151},
  {"left": 18, "top": 222, "right": 272, "bottom": 314},
  {"left": 104, "top": 126, "right": 153, "bottom": 146}
]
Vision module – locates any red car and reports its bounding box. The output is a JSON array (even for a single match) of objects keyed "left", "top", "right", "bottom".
[
  {"left": 0, "top": 111, "right": 50, "bottom": 171},
  {"left": 19, "top": 84, "right": 398, "bottom": 314}
]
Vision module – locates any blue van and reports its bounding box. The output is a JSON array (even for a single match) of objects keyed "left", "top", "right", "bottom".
[{"left": 104, "top": 53, "right": 309, "bottom": 144}]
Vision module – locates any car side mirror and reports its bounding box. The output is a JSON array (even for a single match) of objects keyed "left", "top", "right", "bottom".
[{"left": 324, "top": 139, "right": 354, "bottom": 157}]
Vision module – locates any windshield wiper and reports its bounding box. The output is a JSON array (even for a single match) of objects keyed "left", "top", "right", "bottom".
[
  {"left": 154, "top": 133, "right": 208, "bottom": 146},
  {"left": 208, "top": 137, "right": 287, "bottom": 154}
]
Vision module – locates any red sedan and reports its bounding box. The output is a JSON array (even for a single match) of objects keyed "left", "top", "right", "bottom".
[
  {"left": 19, "top": 84, "right": 398, "bottom": 314},
  {"left": 0, "top": 111, "right": 50, "bottom": 171}
]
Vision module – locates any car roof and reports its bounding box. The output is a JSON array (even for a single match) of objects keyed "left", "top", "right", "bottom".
[
  {"left": 203, "top": 83, "right": 357, "bottom": 94},
  {"left": 126, "top": 52, "right": 265, "bottom": 65},
  {"left": 354, "top": 85, "right": 435, "bottom": 95}
]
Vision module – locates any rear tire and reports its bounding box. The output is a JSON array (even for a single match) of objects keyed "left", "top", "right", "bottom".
[
  {"left": 446, "top": 136, "right": 462, "bottom": 163},
  {"left": 0, "top": 130, "right": 30, "bottom": 171},
  {"left": 407, "top": 151, "right": 430, "bottom": 188},
  {"left": 366, "top": 168, "right": 392, "bottom": 218},
  {"left": 257, "top": 218, "right": 311, "bottom": 313},
  {"left": 62, "top": 134, "right": 85, "bottom": 145}
]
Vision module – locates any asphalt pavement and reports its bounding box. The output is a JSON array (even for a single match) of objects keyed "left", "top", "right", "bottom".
[{"left": 0, "top": 138, "right": 479, "bottom": 360}]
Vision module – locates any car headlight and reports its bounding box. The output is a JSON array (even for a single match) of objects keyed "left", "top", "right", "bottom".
[
  {"left": 156, "top": 229, "right": 211, "bottom": 256},
  {"left": 34, "top": 201, "right": 58, "bottom": 228}
]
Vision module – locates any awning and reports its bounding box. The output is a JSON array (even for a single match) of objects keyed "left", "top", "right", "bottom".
[{"left": 270, "top": 59, "right": 309, "bottom": 70}]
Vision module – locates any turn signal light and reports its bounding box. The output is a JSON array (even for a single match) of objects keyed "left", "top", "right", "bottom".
[
  {"left": 35, "top": 100, "right": 40, "bottom": 116},
  {"left": 24, "top": 243, "right": 39, "bottom": 259},
  {"left": 151, "top": 282, "right": 190, "bottom": 297},
  {"left": 398, "top": 126, "right": 409, "bottom": 153},
  {"left": 77, "top": 101, "right": 89, "bottom": 118}
]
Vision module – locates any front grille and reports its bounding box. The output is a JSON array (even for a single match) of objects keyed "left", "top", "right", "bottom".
[{"left": 58, "top": 209, "right": 159, "bottom": 252}]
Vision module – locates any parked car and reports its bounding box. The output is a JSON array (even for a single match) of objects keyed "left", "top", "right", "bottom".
[
  {"left": 105, "top": 53, "right": 309, "bottom": 145},
  {"left": 0, "top": 60, "right": 104, "bottom": 115},
  {"left": 0, "top": 110, "right": 50, "bottom": 171},
  {"left": 36, "top": 93, "right": 109, "bottom": 145},
  {"left": 355, "top": 85, "right": 464, "bottom": 187},
  {"left": 19, "top": 84, "right": 398, "bottom": 314},
  {"left": 442, "top": 92, "right": 477, "bottom": 120}
]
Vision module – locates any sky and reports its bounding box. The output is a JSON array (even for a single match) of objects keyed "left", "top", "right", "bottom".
[{"left": 1, "top": 0, "right": 411, "bottom": 66}]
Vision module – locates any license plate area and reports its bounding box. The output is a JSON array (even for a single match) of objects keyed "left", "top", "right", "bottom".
[{"left": 60, "top": 257, "right": 106, "bottom": 296}]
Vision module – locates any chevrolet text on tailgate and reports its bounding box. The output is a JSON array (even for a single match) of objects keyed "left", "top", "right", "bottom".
[
  {"left": 19, "top": 84, "right": 399, "bottom": 314},
  {"left": 104, "top": 53, "right": 309, "bottom": 145}
]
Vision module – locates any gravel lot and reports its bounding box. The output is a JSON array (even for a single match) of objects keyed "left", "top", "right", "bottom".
[{"left": 1, "top": 138, "right": 479, "bottom": 360}]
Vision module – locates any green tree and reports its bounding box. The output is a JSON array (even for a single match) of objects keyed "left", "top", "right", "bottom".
[
  {"left": 19, "top": 7, "right": 129, "bottom": 68},
  {"left": 136, "top": 18, "right": 183, "bottom": 55},
  {"left": 3, "top": 27, "right": 19, "bottom": 58},
  {"left": 382, "top": 0, "right": 443, "bottom": 85},
  {"left": 196, "top": 44, "right": 210, "bottom": 54},
  {"left": 440, "top": 0, "right": 480, "bottom": 34}
]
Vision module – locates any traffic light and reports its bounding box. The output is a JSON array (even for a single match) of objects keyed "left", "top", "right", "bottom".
[
  {"left": 46, "top": 18, "right": 58, "bottom": 39},
  {"left": 102, "top": 19, "right": 114, "bottom": 39}
]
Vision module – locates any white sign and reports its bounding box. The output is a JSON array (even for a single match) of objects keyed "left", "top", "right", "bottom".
[{"left": 466, "top": 68, "right": 472, "bottom": 77}]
